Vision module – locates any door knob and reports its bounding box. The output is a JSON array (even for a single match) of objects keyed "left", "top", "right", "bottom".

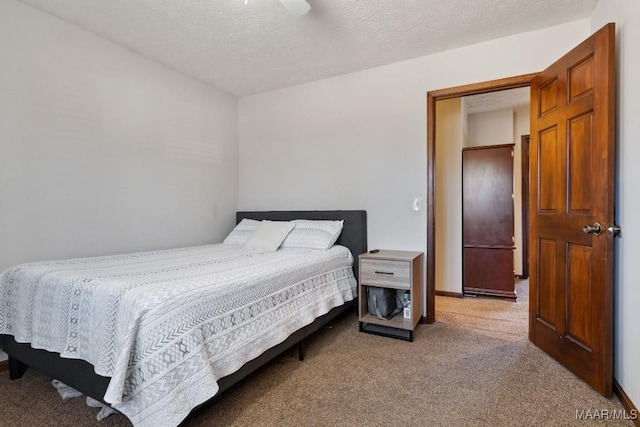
[
  {"left": 607, "top": 224, "right": 621, "bottom": 237},
  {"left": 583, "top": 222, "right": 602, "bottom": 235}
]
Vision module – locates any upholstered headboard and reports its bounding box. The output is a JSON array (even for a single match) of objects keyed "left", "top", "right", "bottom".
[{"left": 236, "top": 210, "right": 367, "bottom": 280}]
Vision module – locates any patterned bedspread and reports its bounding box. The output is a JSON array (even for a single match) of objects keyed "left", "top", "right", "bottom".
[{"left": 0, "top": 244, "right": 357, "bottom": 426}]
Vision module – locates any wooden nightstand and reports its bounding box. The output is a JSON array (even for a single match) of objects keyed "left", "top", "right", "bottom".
[{"left": 358, "top": 250, "right": 424, "bottom": 341}]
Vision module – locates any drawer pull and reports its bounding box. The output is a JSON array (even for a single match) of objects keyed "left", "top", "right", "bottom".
[{"left": 374, "top": 271, "right": 394, "bottom": 275}]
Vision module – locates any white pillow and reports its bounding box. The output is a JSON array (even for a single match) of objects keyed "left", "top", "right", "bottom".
[
  {"left": 280, "top": 220, "right": 344, "bottom": 250},
  {"left": 223, "top": 219, "right": 260, "bottom": 245},
  {"left": 243, "top": 220, "right": 295, "bottom": 252}
]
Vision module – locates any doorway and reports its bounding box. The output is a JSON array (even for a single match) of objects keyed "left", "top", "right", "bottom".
[
  {"left": 424, "top": 73, "right": 536, "bottom": 324},
  {"left": 426, "top": 24, "right": 616, "bottom": 399}
]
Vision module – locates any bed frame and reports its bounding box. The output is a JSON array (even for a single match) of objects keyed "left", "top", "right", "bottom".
[{"left": 1, "top": 210, "right": 367, "bottom": 413}]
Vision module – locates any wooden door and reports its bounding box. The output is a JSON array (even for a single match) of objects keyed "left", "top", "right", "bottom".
[
  {"left": 529, "top": 23, "right": 615, "bottom": 396},
  {"left": 463, "top": 144, "right": 515, "bottom": 300}
]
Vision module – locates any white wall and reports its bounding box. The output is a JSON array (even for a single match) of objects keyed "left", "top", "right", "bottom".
[
  {"left": 591, "top": 0, "right": 640, "bottom": 409},
  {"left": 435, "top": 98, "right": 463, "bottom": 294},
  {"left": 0, "top": 1, "right": 239, "bottom": 359},
  {"left": 0, "top": 0, "right": 239, "bottom": 270},
  {"left": 239, "top": 19, "right": 590, "bottom": 316},
  {"left": 467, "top": 108, "right": 514, "bottom": 147}
]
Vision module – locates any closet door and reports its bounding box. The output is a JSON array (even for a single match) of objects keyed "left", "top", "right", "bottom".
[{"left": 462, "top": 144, "right": 515, "bottom": 299}]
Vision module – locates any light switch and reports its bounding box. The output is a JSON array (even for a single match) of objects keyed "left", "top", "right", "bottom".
[{"left": 412, "top": 197, "right": 422, "bottom": 211}]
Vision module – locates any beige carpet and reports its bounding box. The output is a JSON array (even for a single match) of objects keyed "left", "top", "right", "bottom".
[{"left": 0, "top": 280, "right": 631, "bottom": 426}]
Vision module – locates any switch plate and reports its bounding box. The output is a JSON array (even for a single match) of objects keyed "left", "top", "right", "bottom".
[{"left": 412, "top": 197, "right": 422, "bottom": 211}]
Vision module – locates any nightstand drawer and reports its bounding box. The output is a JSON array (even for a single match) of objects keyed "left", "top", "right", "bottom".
[{"left": 360, "top": 259, "right": 411, "bottom": 289}]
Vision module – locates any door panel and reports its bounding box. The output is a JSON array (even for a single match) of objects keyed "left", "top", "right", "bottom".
[
  {"left": 536, "top": 238, "right": 557, "bottom": 329},
  {"left": 566, "top": 243, "right": 592, "bottom": 349},
  {"left": 568, "top": 114, "right": 594, "bottom": 212},
  {"left": 539, "top": 80, "right": 558, "bottom": 114},
  {"left": 538, "top": 127, "right": 558, "bottom": 211},
  {"left": 529, "top": 23, "right": 615, "bottom": 397},
  {"left": 568, "top": 56, "right": 593, "bottom": 100},
  {"left": 463, "top": 248, "right": 514, "bottom": 295}
]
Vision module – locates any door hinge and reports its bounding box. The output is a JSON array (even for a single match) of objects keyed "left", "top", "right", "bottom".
[{"left": 511, "top": 149, "right": 514, "bottom": 157}]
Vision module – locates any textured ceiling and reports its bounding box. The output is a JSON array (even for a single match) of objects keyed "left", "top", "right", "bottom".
[
  {"left": 464, "top": 87, "right": 530, "bottom": 114},
  {"left": 17, "top": 0, "right": 598, "bottom": 96}
]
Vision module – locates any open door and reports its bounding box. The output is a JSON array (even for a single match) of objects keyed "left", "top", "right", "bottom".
[{"left": 529, "top": 23, "right": 616, "bottom": 396}]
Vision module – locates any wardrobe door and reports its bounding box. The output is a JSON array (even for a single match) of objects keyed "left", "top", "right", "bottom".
[{"left": 462, "top": 144, "right": 515, "bottom": 299}]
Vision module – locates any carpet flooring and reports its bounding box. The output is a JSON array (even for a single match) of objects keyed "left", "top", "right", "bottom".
[{"left": 0, "top": 280, "right": 631, "bottom": 426}]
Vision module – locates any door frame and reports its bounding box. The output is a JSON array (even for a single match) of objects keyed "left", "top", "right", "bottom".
[
  {"left": 520, "top": 134, "right": 530, "bottom": 279},
  {"left": 425, "top": 73, "right": 537, "bottom": 323}
]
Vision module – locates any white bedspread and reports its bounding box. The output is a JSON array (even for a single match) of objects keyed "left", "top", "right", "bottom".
[{"left": 0, "top": 244, "right": 356, "bottom": 426}]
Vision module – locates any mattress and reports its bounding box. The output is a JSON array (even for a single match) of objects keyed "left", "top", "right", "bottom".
[{"left": 0, "top": 244, "right": 357, "bottom": 426}]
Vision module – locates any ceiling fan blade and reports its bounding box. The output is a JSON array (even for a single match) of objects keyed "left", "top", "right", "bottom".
[{"left": 278, "top": 0, "right": 311, "bottom": 16}]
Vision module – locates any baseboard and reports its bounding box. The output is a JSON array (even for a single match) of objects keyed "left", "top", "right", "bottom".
[
  {"left": 435, "top": 290, "right": 464, "bottom": 298},
  {"left": 614, "top": 379, "right": 640, "bottom": 426},
  {"left": 0, "top": 359, "right": 8, "bottom": 373}
]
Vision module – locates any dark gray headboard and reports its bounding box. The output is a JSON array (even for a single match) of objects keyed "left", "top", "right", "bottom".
[{"left": 236, "top": 210, "right": 367, "bottom": 279}]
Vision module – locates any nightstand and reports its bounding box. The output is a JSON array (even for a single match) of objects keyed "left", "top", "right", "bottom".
[{"left": 358, "top": 250, "right": 424, "bottom": 341}]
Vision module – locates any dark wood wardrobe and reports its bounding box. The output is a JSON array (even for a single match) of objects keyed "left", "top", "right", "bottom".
[{"left": 462, "top": 144, "right": 515, "bottom": 300}]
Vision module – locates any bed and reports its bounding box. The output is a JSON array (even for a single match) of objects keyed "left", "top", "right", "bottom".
[{"left": 0, "top": 210, "right": 367, "bottom": 426}]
